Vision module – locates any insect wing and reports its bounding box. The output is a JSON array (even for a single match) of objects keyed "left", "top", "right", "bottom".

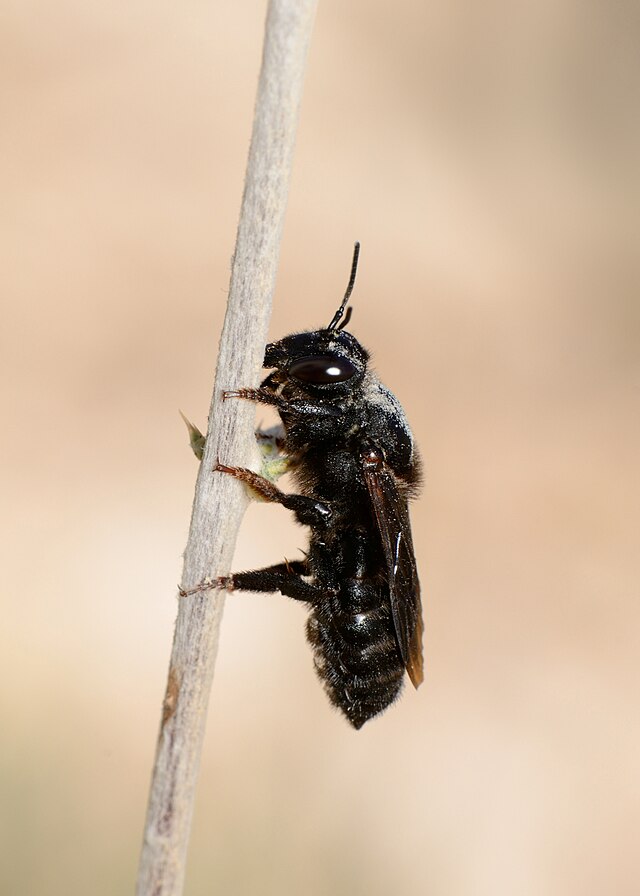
[{"left": 363, "top": 461, "right": 424, "bottom": 688}]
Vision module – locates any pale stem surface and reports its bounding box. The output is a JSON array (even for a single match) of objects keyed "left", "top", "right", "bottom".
[{"left": 136, "top": 1, "right": 318, "bottom": 894}]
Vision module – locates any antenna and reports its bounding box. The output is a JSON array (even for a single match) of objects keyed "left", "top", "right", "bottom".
[{"left": 327, "top": 241, "right": 360, "bottom": 330}]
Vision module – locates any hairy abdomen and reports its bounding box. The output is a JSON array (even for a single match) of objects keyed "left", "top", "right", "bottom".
[{"left": 306, "top": 585, "right": 404, "bottom": 729}]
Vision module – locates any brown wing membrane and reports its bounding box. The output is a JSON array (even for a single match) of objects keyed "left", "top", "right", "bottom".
[{"left": 363, "top": 452, "right": 424, "bottom": 687}]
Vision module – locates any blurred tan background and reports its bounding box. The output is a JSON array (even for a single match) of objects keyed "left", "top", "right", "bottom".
[{"left": 1, "top": 1, "right": 638, "bottom": 894}]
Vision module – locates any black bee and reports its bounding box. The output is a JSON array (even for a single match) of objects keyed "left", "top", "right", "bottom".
[{"left": 196, "top": 244, "right": 423, "bottom": 728}]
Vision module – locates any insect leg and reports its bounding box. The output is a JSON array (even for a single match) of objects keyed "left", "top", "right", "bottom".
[
  {"left": 223, "top": 389, "right": 341, "bottom": 419},
  {"left": 220, "top": 560, "right": 323, "bottom": 603},
  {"left": 222, "top": 387, "right": 280, "bottom": 406},
  {"left": 215, "top": 463, "right": 332, "bottom": 528}
]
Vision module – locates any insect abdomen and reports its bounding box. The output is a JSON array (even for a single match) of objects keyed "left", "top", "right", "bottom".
[{"left": 306, "top": 586, "right": 404, "bottom": 729}]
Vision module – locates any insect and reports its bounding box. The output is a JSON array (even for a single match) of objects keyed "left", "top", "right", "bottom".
[{"left": 187, "top": 243, "right": 423, "bottom": 728}]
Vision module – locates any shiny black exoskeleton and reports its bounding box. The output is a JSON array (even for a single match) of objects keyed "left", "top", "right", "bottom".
[{"left": 216, "top": 244, "right": 423, "bottom": 728}]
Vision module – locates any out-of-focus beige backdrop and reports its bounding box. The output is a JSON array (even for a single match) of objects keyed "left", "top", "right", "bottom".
[{"left": 1, "top": 1, "right": 638, "bottom": 894}]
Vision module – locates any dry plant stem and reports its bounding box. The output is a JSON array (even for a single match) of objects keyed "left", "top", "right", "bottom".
[{"left": 136, "top": 1, "right": 318, "bottom": 894}]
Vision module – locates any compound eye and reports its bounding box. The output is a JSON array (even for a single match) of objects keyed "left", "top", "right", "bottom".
[{"left": 289, "top": 354, "right": 357, "bottom": 384}]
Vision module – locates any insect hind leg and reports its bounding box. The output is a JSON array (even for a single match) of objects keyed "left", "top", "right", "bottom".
[
  {"left": 180, "top": 560, "right": 321, "bottom": 602},
  {"left": 223, "top": 560, "right": 323, "bottom": 603}
]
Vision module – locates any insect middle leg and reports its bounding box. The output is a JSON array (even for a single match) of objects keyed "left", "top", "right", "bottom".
[{"left": 215, "top": 463, "right": 332, "bottom": 528}]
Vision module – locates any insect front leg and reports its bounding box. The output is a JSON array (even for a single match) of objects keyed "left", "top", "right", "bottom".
[
  {"left": 223, "top": 387, "right": 281, "bottom": 407},
  {"left": 215, "top": 463, "right": 332, "bottom": 528},
  {"left": 223, "top": 388, "right": 342, "bottom": 419}
]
